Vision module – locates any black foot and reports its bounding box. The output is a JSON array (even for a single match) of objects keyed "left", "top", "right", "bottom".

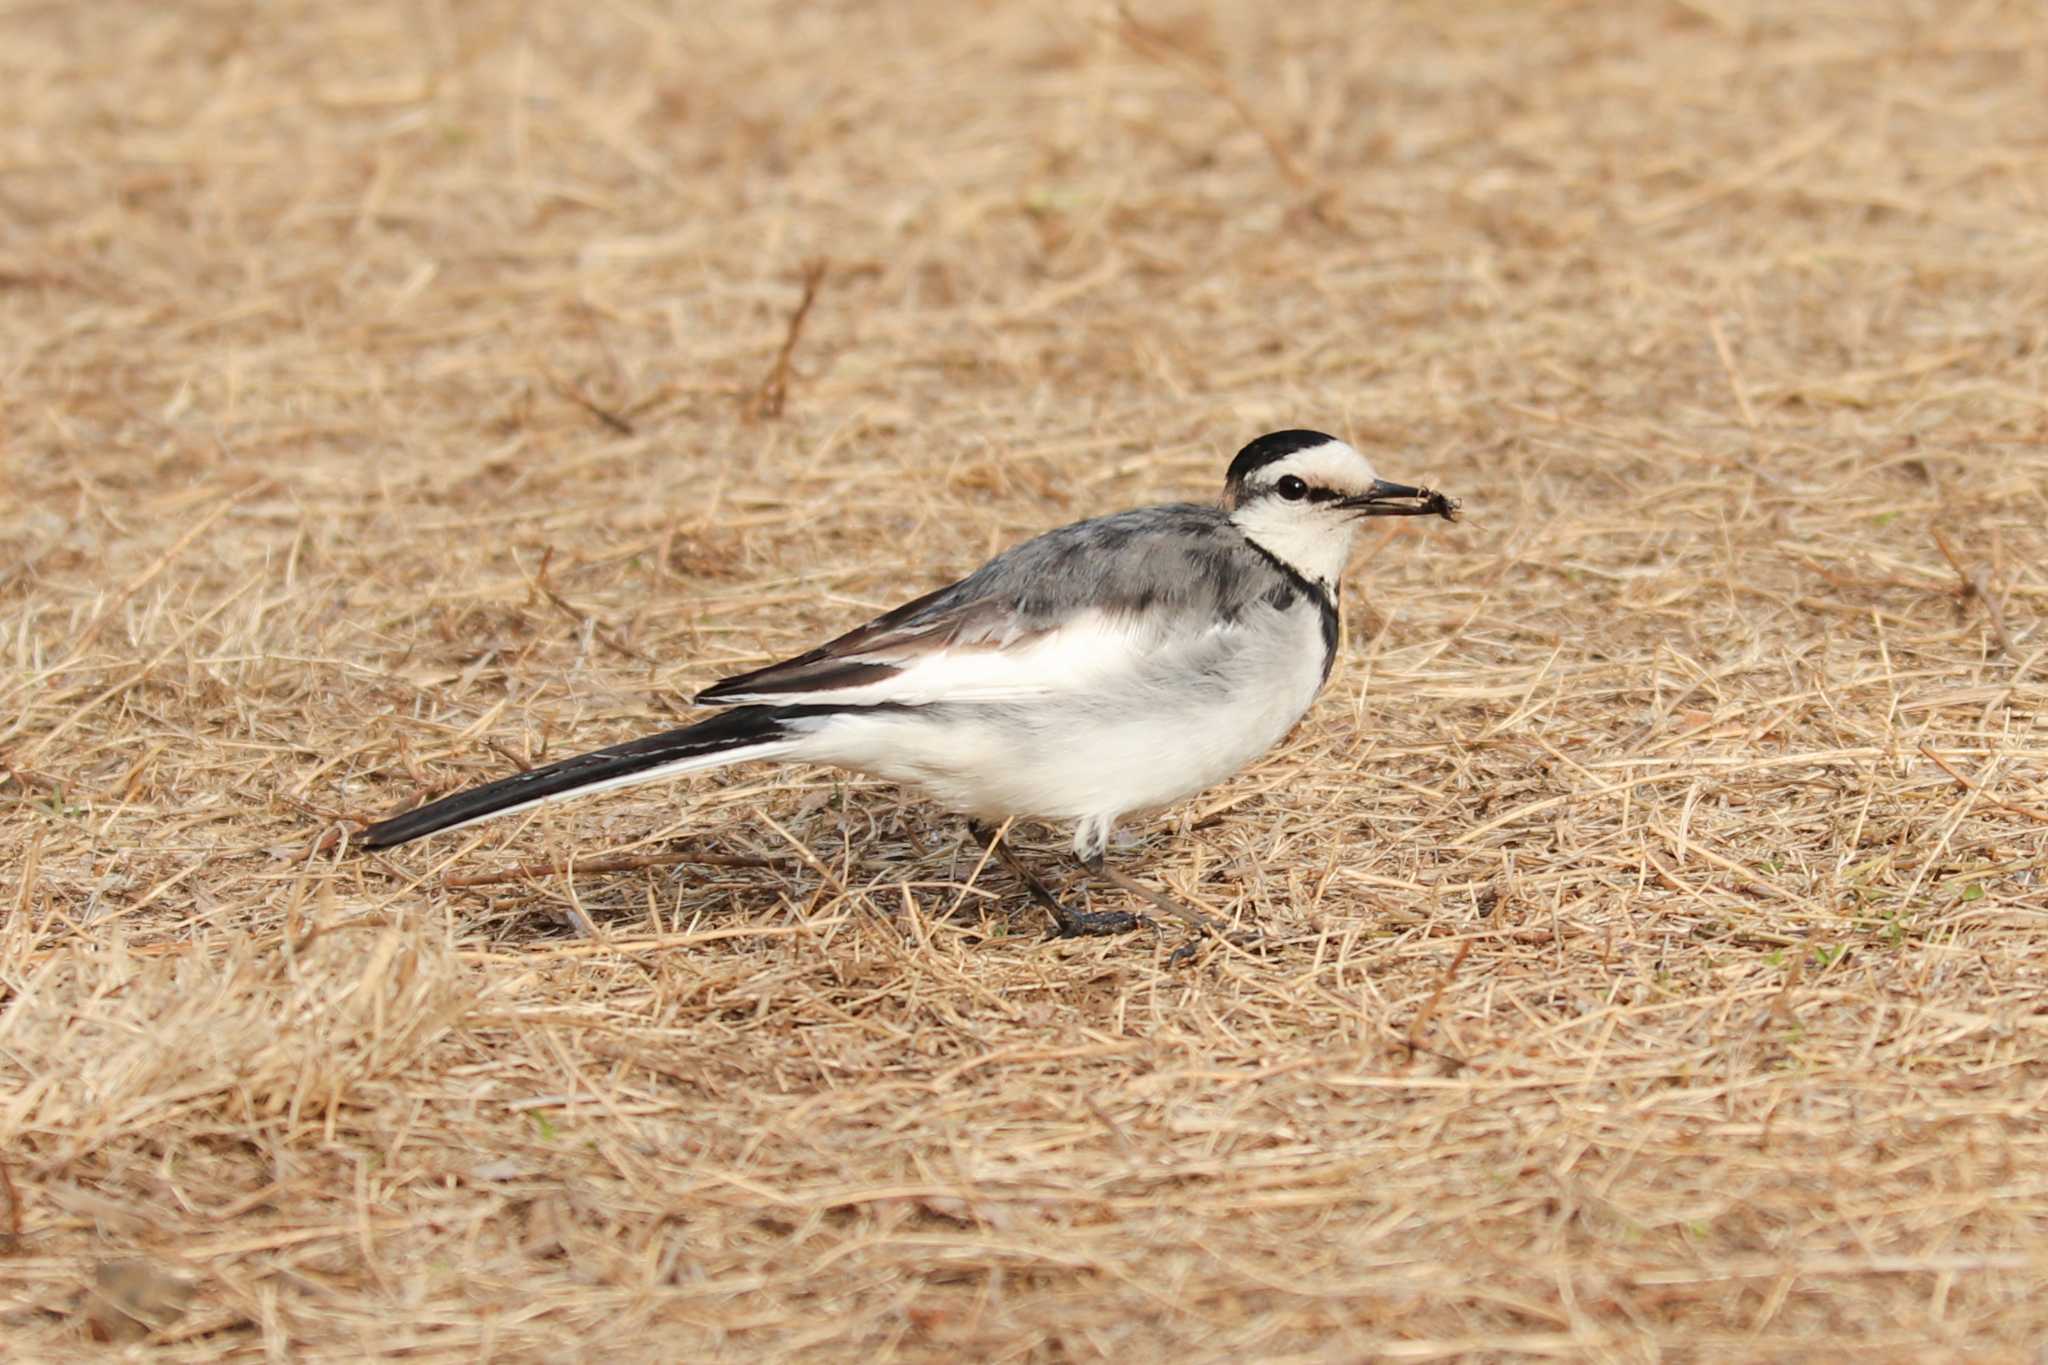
[
  {"left": 1047, "top": 904, "right": 1147, "bottom": 937},
  {"left": 968, "top": 821, "right": 1150, "bottom": 938},
  {"left": 1081, "top": 851, "right": 1261, "bottom": 962}
]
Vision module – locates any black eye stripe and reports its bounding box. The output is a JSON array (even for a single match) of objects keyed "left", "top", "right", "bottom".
[{"left": 1268, "top": 475, "right": 1345, "bottom": 504}]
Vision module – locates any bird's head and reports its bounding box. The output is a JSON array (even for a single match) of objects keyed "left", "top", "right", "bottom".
[{"left": 1222, "top": 429, "right": 1456, "bottom": 587}]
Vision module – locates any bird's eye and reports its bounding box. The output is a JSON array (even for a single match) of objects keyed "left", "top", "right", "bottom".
[{"left": 1275, "top": 475, "right": 1308, "bottom": 502}]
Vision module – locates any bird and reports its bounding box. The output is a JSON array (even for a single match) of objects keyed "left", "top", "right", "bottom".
[{"left": 355, "top": 430, "right": 1457, "bottom": 942}]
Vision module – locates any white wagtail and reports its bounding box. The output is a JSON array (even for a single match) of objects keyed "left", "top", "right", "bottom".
[{"left": 357, "top": 430, "right": 1457, "bottom": 939}]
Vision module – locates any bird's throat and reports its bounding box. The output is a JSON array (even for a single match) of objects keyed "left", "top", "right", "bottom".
[{"left": 1231, "top": 506, "right": 1354, "bottom": 597}]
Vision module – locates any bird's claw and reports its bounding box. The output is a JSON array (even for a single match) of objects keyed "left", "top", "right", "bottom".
[{"left": 1048, "top": 906, "right": 1150, "bottom": 938}]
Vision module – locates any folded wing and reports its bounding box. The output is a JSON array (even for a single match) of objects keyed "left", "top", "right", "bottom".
[{"left": 696, "top": 505, "right": 1271, "bottom": 709}]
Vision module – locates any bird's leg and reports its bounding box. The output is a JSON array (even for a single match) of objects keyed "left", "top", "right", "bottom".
[
  {"left": 1080, "top": 851, "right": 1261, "bottom": 956},
  {"left": 968, "top": 821, "right": 1145, "bottom": 937}
]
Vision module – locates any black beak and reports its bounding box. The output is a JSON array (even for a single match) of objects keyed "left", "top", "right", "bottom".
[{"left": 1340, "top": 478, "right": 1460, "bottom": 520}]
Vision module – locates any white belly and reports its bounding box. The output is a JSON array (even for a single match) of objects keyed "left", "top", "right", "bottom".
[{"left": 793, "top": 601, "right": 1332, "bottom": 855}]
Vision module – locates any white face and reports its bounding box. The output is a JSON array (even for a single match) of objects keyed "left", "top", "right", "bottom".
[
  {"left": 1224, "top": 437, "right": 1378, "bottom": 587},
  {"left": 1225, "top": 437, "right": 1387, "bottom": 512}
]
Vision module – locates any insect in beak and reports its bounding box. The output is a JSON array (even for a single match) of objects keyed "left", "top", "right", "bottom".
[{"left": 1340, "top": 479, "right": 1460, "bottom": 520}]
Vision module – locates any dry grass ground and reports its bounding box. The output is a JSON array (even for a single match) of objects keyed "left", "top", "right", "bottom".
[{"left": 3, "top": 0, "right": 2046, "bottom": 1358}]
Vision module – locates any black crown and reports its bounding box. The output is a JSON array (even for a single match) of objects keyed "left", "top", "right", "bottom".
[{"left": 1225, "top": 430, "right": 1337, "bottom": 492}]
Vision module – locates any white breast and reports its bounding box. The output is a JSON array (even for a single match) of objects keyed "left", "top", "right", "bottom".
[{"left": 791, "top": 594, "right": 1334, "bottom": 858}]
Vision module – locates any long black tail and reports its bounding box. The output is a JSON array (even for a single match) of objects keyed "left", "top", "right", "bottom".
[{"left": 357, "top": 705, "right": 829, "bottom": 849}]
